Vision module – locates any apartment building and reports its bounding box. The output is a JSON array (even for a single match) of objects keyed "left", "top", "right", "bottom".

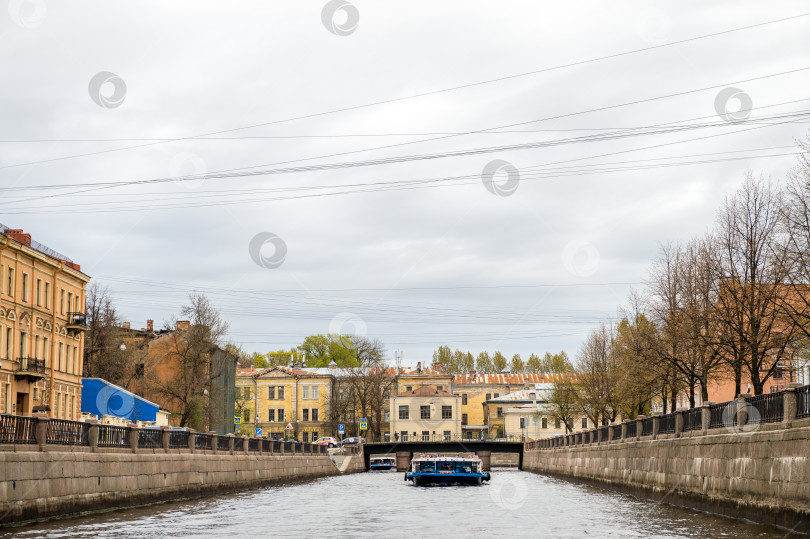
[{"left": 0, "top": 226, "right": 89, "bottom": 419}]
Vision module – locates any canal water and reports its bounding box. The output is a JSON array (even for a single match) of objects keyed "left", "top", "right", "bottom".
[{"left": 3, "top": 469, "right": 784, "bottom": 538}]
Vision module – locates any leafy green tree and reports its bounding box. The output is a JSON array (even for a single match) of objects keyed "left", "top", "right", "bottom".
[
  {"left": 492, "top": 351, "right": 507, "bottom": 372},
  {"left": 475, "top": 351, "right": 494, "bottom": 373},
  {"left": 431, "top": 345, "right": 454, "bottom": 372},
  {"left": 298, "top": 334, "right": 355, "bottom": 367},
  {"left": 510, "top": 353, "right": 524, "bottom": 373},
  {"left": 540, "top": 351, "right": 574, "bottom": 373},
  {"left": 526, "top": 353, "right": 542, "bottom": 372}
]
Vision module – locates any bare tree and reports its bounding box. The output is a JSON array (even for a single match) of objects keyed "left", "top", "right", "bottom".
[
  {"left": 712, "top": 174, "right": 793, "bottom": 395},
  {"left": 340, "top": 336, "right": 392, "bottom": 439}
]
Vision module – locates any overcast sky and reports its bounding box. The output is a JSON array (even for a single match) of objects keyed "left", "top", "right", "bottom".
[{"left": 1, "top": 1, "right": 809, "bottom": 366}]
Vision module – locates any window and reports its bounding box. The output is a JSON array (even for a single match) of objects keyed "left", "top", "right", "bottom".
[
  {"left": 243, "top": 409, "right": 251, "bottom": 422},
  {"left": 302, "top": 386, "right": 310, "bottom": 400},
  {"left": 302, "top": 432, "right": 309, "bottom": 442},
  {"left": 421, "top": 431, "right": 429, "bottom": 441},
  {"left": 312, "top": 408, "right": 319, "bottom": 421},
  {"left": 67, "top": 291, "right": 72, "bottom": 312},
  {"left": 21, "top": 273, "right": 28, "bottom": 302},
  {"left": 461, "top": 394, "right": 467, "bottom": 405},
  {"left": 58, "top": 343, "right": 63, "bottom": 371},
  {"left": 462, "top": 413, "right": 468, "bottom": 425},
  {"left": 36, "top": 279, "right": 41, "bottom": 306},
  {"left": 406, "top": 386, "right": 412, "bottom": 392},
  {"left": 400, "top": 431, "right": 408, "bottom": 441},
  {"left": 242, "top": 387, "right": 251, "bottom": 400},
  {"left": 555, "top": 419, "right": 561, "bottom": 429},
  {"left": 44, "top": 282, "right": 50, "bottom": 308},
  {"left": 399, "top": 405, "right": 409, "bottom": 419},
  {"left": 277, "top": 387, "right": 284, "bottom": 400},
  {"left": 268, "top": 387, "right": 275, "bottom": 400},
  {"left": 302, "top": 409, "right": 309, "bottom": 421},
  {"left": 485, "top": 393, "right": 491, "bottom": 401},
  {"left": 436, "top": 385, "right": 442, "bottom": 391},
  {"left": 311, "top": 386, "right": 319, "bottom": 400},
  {"left": 60, "top": 289, "right": 65, "bottom": 314},
  {"left": 19, "top": 331, "right": 26, "bottom": 358},
  {"left": 581, "top": 418, "right": 588, "bottom": 429},
  {"left": 33, "top": 387, "right": 38, "bottom": 401},
  {"left": 443, "top": 431, "right": 451, "bottom": 440},
  {"left": 5, "top": 328, "right": 11, "bottom": 359},
  {"left": 135, "top": 363, "right": 144, "bottom": 379},
  {"left": 312, "top": 432, "right": 318, "bottom": 441},
  {"left": 494, "top": 393, "right": 499, "bottom": 398},
  {"left": 34, "top": 336, "right": 40, "bottom": 359},
  {"left": 268, "top": 409, "right": 275, "bottom": 422},
  {"left": 43, "top": 337, "right": 48, "bottom": 364},
  {"left": 497, "top": 407, "right": 503, "bottom": 418},
  {"left": 6, "top": 268, "right": 13, "bottom": 297},
  {"left": 420, "top": 405, "right": 430, "bottom": 420},
  {"left": 520, "top": 417, "right": 526, "bottom": 429},
  {"left": 542, "top": 417, "right": 548, "bottom": 429},
  {"left": 441, "top": 405, "right": 452, "bottom": 419},
  {"left": 278, "top": 409, "right": 285, "bottom": 422}
]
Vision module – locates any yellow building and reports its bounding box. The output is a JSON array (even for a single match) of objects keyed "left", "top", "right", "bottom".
[
  {"left": 0, "top": 226, "right": 89, "bottom": 419},
  {"left": 389, "top": 385, "right": 461, "bottom": 441},
  {"left": 236, "top": 365, "right": 333, "bottom": 442}
]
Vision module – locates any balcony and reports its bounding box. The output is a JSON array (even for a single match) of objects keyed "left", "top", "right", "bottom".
[
  {"left": 66, "top": 312, "right": 87, "bottom": 335},
  {"left": 15, "top": 357, "right": 46, "bottom": 381}
]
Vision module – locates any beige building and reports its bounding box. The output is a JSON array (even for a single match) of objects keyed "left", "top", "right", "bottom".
[
  {"left": 0, "top": 226, "right": 89, "bottom": 419},
  {"left": 389, "top": 385, "right": 461, "bottom": 441},
  {"left": 485, "top": 386, "right": 592, "bottom": 440}
]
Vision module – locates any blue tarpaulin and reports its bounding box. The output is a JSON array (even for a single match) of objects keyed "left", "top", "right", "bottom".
[{"left": 81, "top": 378, "right": 159, "bottom": 422}]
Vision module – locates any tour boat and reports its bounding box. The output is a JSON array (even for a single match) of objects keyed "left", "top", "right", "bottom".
[
  {"left": 369, "top": 456, "right": 397, "bottom": 471},
  {"left": 404, "top": 455, "right": 491, "bottom": 486}
]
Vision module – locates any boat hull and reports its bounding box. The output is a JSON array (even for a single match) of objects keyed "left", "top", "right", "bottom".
[
  {"left": 370, "top": 464, "right": 397, "bottom": 471},
  {"left": 405, "top": 472, "right": 490, "bottom": 486}
]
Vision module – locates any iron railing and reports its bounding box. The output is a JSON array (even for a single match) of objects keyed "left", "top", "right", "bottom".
[
  {"left": 98, "top": 425, "right": 129, "bottom": 447},
  {"left": 217, "top": 435, "right": 231, "bottom": 451},
  {"left": 641, "top": 417, "right": 654, "bottom": 436},
  {"left": 659, "top": 413, "right": 676, "bottom": 435},
  {"left": 248, "top": 438, "right": 259, "bottom": 452},
  {"left": 273, "top": 440, "right": 282, "bottom": 453},
  {"left": 262, "top": 439, "right": 271, "bottom": 452},
  {"left": 66, "top": 312, "right": 87, "bottom": 327},
  {"left": 195, "top": 433, "right": 213, "bottom": 450},
  {"left": 797, "top": 386, "right": 810, "bottom": 419},
  {"left": 169, "top": 430, "right": 189, "bottom": 449},
  {"left": 283, "top": 441, "right": 292, "bottom": 453},
  {"left": 0, "top": 414, "right": 37, "bottom": 444},
  {"left": 15, "top": 357, "right": 46, "bottom": 376},
  {"left": 611, "top": 424, "right": 622, "bottom": 440},
  {"left": 709, "top": 402, "right": 733, "bottom": 429},
  {"left": 139, "top": 428, "right": 162, "bottom": 449},
  {"left": 745, "top": 392, "right": 783, "bottom": 424},
  {"left": 599, "top": 425, "right": 609, "bottom": 441},
  {"left": 683, "top": 407, "right": 702, "bottom": 431},
  {"left": 47, "top": 419, "right": 89, "bottom": 445}
]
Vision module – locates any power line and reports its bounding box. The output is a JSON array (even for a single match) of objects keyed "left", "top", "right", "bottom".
[{"left": 2, "top": 12, "right": 806, "bottom": 170}]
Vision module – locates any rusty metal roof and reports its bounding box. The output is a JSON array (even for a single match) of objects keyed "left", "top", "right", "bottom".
[{"left": 395, "top": 385, "right": 455, "bottom": 398}]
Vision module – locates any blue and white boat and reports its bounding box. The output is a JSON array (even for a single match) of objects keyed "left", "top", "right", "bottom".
[
  {"left": 370, "top": 456, "right": 396, "bottom": 471},
  {"left": 405, "top": 455, "right": 491, "bottom": 486}
]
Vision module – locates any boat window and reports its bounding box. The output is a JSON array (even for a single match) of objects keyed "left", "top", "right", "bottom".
[
  {"left": 440, "top": 462, "right": 453, "bottom": 471},
  {"left": 419, "top": 462, "right": 436, "bottom": 473}
]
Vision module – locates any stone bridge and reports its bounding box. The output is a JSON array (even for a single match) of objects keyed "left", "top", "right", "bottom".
[{"left": 363, "top": 439, "right": 524, "bottom": 471}]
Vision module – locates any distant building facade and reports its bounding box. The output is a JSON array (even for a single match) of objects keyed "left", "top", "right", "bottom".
[{"left": 389, "top": 385, "right": 461, "bottom": 441}]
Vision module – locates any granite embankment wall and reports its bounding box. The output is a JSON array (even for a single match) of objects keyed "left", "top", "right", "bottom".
[
  {"left": 522, "top": 388, "right": 810, "bottom": 533},
  {"left": 0, "top": 416, "right": 365, "bottom": 525}
]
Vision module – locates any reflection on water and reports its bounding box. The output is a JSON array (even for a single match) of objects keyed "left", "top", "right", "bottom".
[{"left": 2, "top": 469, "right": 784, "bottom": 538}]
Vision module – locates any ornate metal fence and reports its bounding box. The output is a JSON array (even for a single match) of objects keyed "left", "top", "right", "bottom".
[
  {"left": 47, "top": 419, "right": 90, "bottom": 445},
  {"left": 797, "top": 386, "right": 810, "bottom": 419},
  {"left": 169, "top": 430, "right": 189, "bottom": 449},
  {"left": 217, "top": 435, "right": 231, "bottom": 451},
  {"left": 0, "top": 414, "right": 37, "bottom": 444},
  {"left": 745, "top": 392, "right": 783, "bottom": 424},
  {"left": 659, "top": 413, "right": 676, "bottom": 434},
  {"left": 98, "top": 425, "right": 129, "bottom": 447},
  {"left": 195, "top": 433, "right": 213, "bottom": 450}
]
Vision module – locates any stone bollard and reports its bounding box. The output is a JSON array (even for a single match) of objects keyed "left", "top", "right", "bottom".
[
  {"left": 86, "top": 419, "right": 100, "bottom": 451},
  {"left": 674, "top": 410, "right": 684, "bottom": 437},
  {"left": 736, "top": 394, "right": 750, "bottom": 429},
  {"left": 652, "top": 413, "right": 660, "bottom": 439},
  {"left": 635, "top": 415, "right": 645, "bottom": 440},
  {"left": 784, "top": 383, "right": 801, "bottom": 423},
  {"left": 241, "top": 435, "right": 250, "bottom": 454},
  {"left": 621, "top": 420, "right": 628, "bottom": 441},
  {"left": 210, "top": 432, "right": 219, "bottom": 454},
  {"left": 161, "top": 425, "right": 172, "bottom": 452},
  {"left": 607, "top": 423, "right": 614, "bottom": 442},
  {"left": 227, "top": 433, "right": 235, "bottom": 455},
  {"left": 187, "top": 429, "right": 196, "bottom": 453},
  {"left": 34, "top": 413, "right": 50, "bottom": 451},
  {"left": 128, "top": 424, "right": 140, "bottom": 452},
  {"left": 258, "top": 438, "right": 264, "bottom": 455},
  {"left": 701, "top": 402, "right": 713, "bottom": 433}
]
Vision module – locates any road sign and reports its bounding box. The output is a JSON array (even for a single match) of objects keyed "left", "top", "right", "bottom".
[
  {"left": 256, "top": 428, "right": 263, "bottom": 436},
  {"left": 338, "top": 424, "right": 345, "bottom": 433},
  {"left": 359, "top": 418, "right": 368, "bottom": 431},
  {"left": 285, "top": 422, "right": 294, "bottom": 430},
  {"left": 234, "top": 417, "right": 242, "bottom": 425}
]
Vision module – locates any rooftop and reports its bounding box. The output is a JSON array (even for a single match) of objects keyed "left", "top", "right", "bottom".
[
  {"left": 396, "top": 385, "right": 455, "bottom": 398},
  {"left": 0, "top": 223, "right": 79, "bottom": 270}
]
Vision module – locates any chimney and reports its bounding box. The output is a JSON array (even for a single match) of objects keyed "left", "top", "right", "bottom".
[
  {"left": 5, "top": 229, "right": 31, "bottom": 246},
  {"left": 122, "top": 322, "right": 131, "bottom": 330},
  {"left": 416, "top": 361, "right": 422, "bottom": 373},
  {"left": 146, "top": 319, "right": 154, "bottom": 332},
  {"left": 176, "top": 320, "right": 190, "bottom": 331}
]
